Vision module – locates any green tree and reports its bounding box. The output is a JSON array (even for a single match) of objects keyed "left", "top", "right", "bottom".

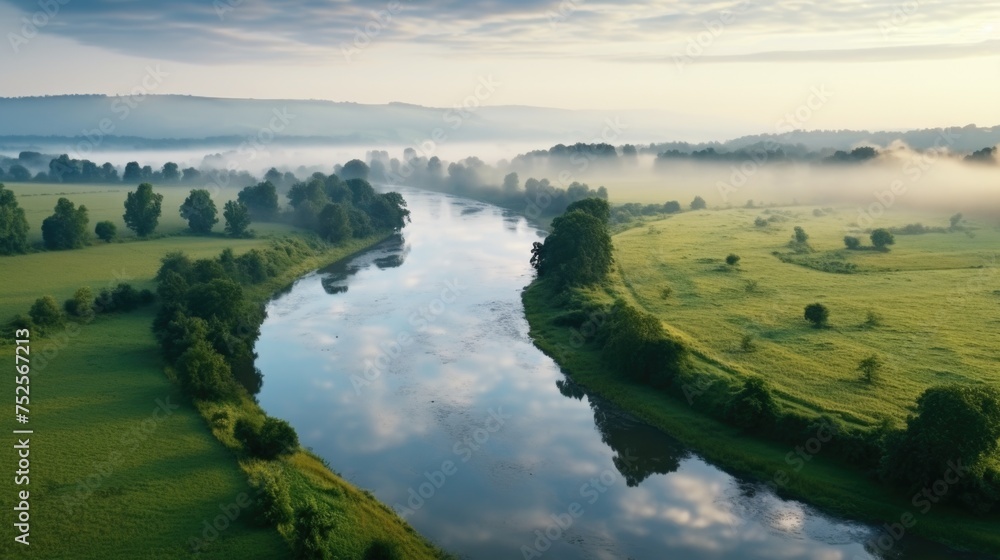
[
  {"left": 223, "top": 200, "right": 251, "bottom": 237},
  {"left": 793, "top": 226, "right": 809, "bottom": 244},
  {"left": 292, "top": 499, "right": 336, "bottom": 560},
  {"left": 664, "top": 200, "right": 681, "bottom": 214},
  {"left": 180, "top": 189, "right": 218, "bottom": 234},
  {"left": 0, "top": 183, "right": 30, "bottom": 254},
  {"left": 29, "top": 295, "right": 64, "bottom": 330},
  {"left": 64, "top": 287, "right": 95, "bottom": 319},
  {"left": 690, "top": 196, "right": 707, "bottom": 210},
  {"left": 871, "top": 228, "right": 895, "bottom": 250},
  {"left": 881, "top": 384, "right": 1000, "bottom": 489},
  {"left": 41, "top": 197, "right": 89, "bottom": 250},
  {"left": 122, "top": 162, "right": 142, "bottom": 183},
  {"left": 123, "top": 183, "right": 163, "bottom": 236},
  {"left": 565, "top": 198, "right": 611, "bottom": 224},
  {"left": 317, "top": 203, "right": 352, "bottom": 243},
  {"left": 804, "top": 303, "right": 829, "bottom": 328},
  {"left": 725, "top": 377, "right": 780, "bottom": 432},
  {"left": 725, "top": 254, "right": 740, "bottom": 266},
  {"left": 532, "top": 210, "right": 613, "bottom": 286},
  {"left": 95, "top": 220, "right": 117, "bottom": 242},
  {"left": 176, "top": 341, "right": 235, "bottom": 400},
  {"left": 238, "top": 181, "right": 280, "bottom": 220},
  {"left": 857, "top": 354, "right": 882, "bottom": 384},
  {"left": 843, "top": 235, "right": 861, "bottom": 250},
  {"left": 161, "top": 162, "right": 180, "bottom": 182}
]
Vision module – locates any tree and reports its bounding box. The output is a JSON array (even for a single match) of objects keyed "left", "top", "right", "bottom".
[
  {"left": 7, "top": 164, "right": 31, "bottom": 182},
  {"left": 292, "top": 498, "right": 336, "bottom": 559},
  {"left": 725, "top": 377, "right": 780, "bottom": 432},
  {"left": 533, "top": 209, "right": 613, "bottom": 286},
  {"left": 238, "top": 181, "right": 279, "bottom": 220},
  {"left": 95, "top": 220, "right": 117, "bottom": 242},
  {"left": 317, "top": 203, "right": 352, "bottom": 243},
  {"left": 843, "top": 235, "right": 861, "bottom": 250},
  {"left": 754, "top": 216, "right": 768, "bottom": 227},
  {"left": 857, "top": 354, "right": 882, "bottom": 384},
  {"left": 161, "top": 162, "right": 180, "bottom": 182},
  {"left": 804, "top": 303, "right": 829, "bottom": 328},
  {"left": 122, "top": 162, "right": 142, "bottom": 182},
  {"left": 949, "top": 213, "right": 963, "bottom": 230},
  {"left": 29, "top": 295, "right": 64, "bottom": 330},
  {"left": 341, "top": 159, "right": 370, "bottom": 180},
  {"left": 123, "top": 183, "right": 163, "bottom": 236},
  {"left": 793, "top": 226, "right": 809, "bottom": 244},
  {"left": 176, "top": 341, "right": 235, "bottom": 400},
  {"left": 664, "top": 200, "right": 681, "bottom": 214},
  {"left": 565, "top": 197, "right": 610, "bottom": 224},
  {"left": 41, "top": 197, "right": 89, "bottom": 250},
  {"left": 65, "top": 287, "right": 95, "bottom": 319},
  {"left": 180, "top": 189, "right": 218, "bottom": 234},
  {"left": 223, "top": 200, "right": 251, "bottom": 237},
  {"left": 881, "top": 384, "right": 1000, "bottom": 489},
  {"left": 235, "top": 416, "right": 299, "bottom": 459},
  {"left": 725, "top": 254, "right": 740, "bottom": 266},
  {"left": 690, "top": 196, "right": 707, "bottom": 210},
  {"left": 871, "top": 228, "right": 895, "bottom": 250},
  {"left": 502, "top": 172, "right": 519, "bottom": 193},
  {"left": 0, "top": 183, "right": 30, "bottom": 254}
]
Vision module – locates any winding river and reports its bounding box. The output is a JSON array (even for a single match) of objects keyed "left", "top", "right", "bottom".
[{"left": 255, "top": 188, "right": 981, "bottom": 560}]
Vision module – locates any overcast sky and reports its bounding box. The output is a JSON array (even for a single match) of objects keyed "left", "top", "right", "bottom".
[{"left": 1, "top": 0, "right": 998, "bottom": 136}]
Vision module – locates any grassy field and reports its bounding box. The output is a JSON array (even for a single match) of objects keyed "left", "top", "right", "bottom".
[
  {"left": 0, "top": 183, "right": 451, "bottom": 558},
  {"left": 522, "top": 204, "right": 1000, "bottom": 554},
  {"left": 609, "top": 206, "right": 1000, "bottom": 428}
]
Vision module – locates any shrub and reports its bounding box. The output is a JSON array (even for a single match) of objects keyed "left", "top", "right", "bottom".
[
  {"left": 292, "top": 498, "right": 337, "bottom": 560},
  {"left": 792, "top": 226, "right": 809, "bottom": 244},
  {"left": 235, "top": 417, "right": 299, "bottom": 459},
  {"left": 248, "top": 467, "right": 294, "bottom": 526},
  {"left": 857, "top": 354, "right": 883, "bottom": 384},
  {"left": 6, "top": 315, "right": 35, "bottom": 338},
  {"left": 690, "top": 196, "right": 707, "bottom": 210},
  {"left": 64, "top": 287, "right": 95, "bottom": 319},
  {"left": 725, "top": 254, "right": 740, "bottom": 266},
  {"left": 864, "top": 309, "right": 883, "bottom": 328},
  {"left": 740, "top": 334, "right": 757, "bottom": 353},
  {"left": 94, "top": 220, "right": 117, "bottom": 242},
  {"left": 843, "top": 235, "right": 861, "bottom": 250},
  {"left": 744, "top": 279, "right": 759, "bottom": 293},
  {"left": 724, "top": 377, "right": 780, "bottom": 432},
  {"left": 660, "top": 286, "right": 673, "bottom": 299},
  {"left": 176, "top": 342, "right": 235, "bottom": 400},
  {"left": 663, "top": 200, "right": 681, "bottom": 214},
  {"left": 871, "top": 228, "right": 895, "bottom": 250},
  {"left": 804, "top": 303, "right": 829, "bottom": 328},
  {"left": 753, "top": 217, "right": 768, "bottom": 227},
  {"left": 29, "top": 296, "right": 64, "bottom": 330}
]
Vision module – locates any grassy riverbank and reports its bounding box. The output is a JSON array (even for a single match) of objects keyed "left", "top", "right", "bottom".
[
  {"left": 0, "top": 181, "right": 451, "bottom": 558},
  {"left": 522, "top": 205, "right": 1000, "bottom": 556}
]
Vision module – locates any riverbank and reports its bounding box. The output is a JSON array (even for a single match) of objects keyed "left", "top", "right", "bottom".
[
  {"left": 0, "top": 231, "right": 451, "bottom": 559},
  {"left": 522, "top": 276, "right": 1000, "bottom": 557}
]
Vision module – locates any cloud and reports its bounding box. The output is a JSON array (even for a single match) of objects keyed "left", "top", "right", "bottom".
[{"left": 3, "top": 0, "right": 1000, "bottom": 64}]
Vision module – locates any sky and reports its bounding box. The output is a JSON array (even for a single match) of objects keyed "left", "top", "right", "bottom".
[{"left": 1, "top": 0, "right": 999, "bottom": 136}]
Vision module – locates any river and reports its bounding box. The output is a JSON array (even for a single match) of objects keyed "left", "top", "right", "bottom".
[{"left": 255, "top": 188, "right": 980, "bottom": 560}]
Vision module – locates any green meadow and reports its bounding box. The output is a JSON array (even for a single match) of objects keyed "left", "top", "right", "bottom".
[
  {"left": 0, "top": 183, "right": 450, "bottom": 559},
  {"left": 523, "top": 204, "right": 1000, "bottom": 554}
]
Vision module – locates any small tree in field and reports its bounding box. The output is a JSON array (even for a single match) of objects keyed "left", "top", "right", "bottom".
[
  {"left": 871, "top": 228, "right": 895, "bottom": 250},
  {"left": 725, "top": 254, "right": 741, "bottom": 267},
  {"left": 690, "top": 196, "right": 707, "bottom": 210},
  {"left": 804, "top": 303, "right": 829, "bottom": 328},
  {"left": 30, "top": 296, "right": 64, "bottom": 330},
  {"left": 857, "top": 354, "right": 882, "bottom": 384},
  {"left": 223, "top": 200, "right": 251, "bottom": 237},
  {"left": 843, "top": 235, "right": 861, "bottom": 250},
  {"left": 95, "top": 220, "right": 117, "bottom": 242},
  {"left": 793, "top": 226, "right": 809, "bottom": 244},
  {"left": 123, "top": 182, "right": 163, "bottom": 237},
  {"left": 179, "top": 189, "right": 218, "bottom": 234}
]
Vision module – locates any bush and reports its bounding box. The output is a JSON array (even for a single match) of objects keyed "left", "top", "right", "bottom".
[
  {"left": 857, "top": 354, "right": 882, "bottom": 384},
  {"left": 94, "top": 220, "right": 117, "bottom": 242},
  {"left": 725, "top": 254, "right": 740, "bottom": 266},
  {"left": 754, "top": 217, "right": 768, "bottom": 227},
  {"left": 6, "top": 315, "right": 35, "bottom": 338},
  {"left": 871, "top": 228, "right": 895, "bottom": 250},
  {"left": 64, "top": 287, "right": 95, "bottom": 319},
  {"left": 724, "top": 377, "right": 780, "bottom": 432},
  {"left": 804, "top": 303, "right": 829, "bottom": 328},
  {"left": 235, "top": 416, "right": 299, "bottom": 459},
  {"left": 248, "top": 467, "right": 294, "bottom": 526},
  {"left": 843, "top": 235, "right": 861, "bottom": 250},
  {"left": 663, "top": 200, "right": 681, "bottom": 214},
  {"left": 176, "top": 342, "right": 235, "bottom": 400},
  {"left": 29, "top": 296, "right": 64, "bottom": 330},
  {"left": 792, "top": 226, "right": 809, "bottom": 244},
  {"left": 292, "top": 498, "right": 337, "bottom": 560}
]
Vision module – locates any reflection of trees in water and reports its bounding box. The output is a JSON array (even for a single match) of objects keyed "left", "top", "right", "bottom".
[
  {"left": 557, "top": 376, "right": 690, "bottom": 487},
  {"left": 318, "top": 234, "right": 408, "bottom": 294}
]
